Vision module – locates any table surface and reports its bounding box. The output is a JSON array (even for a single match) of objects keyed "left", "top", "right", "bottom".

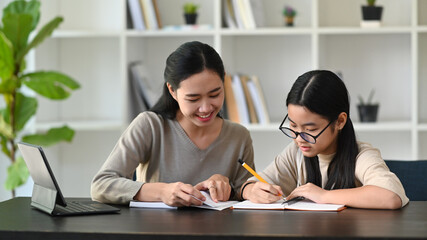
[{"left": 1, "top": 197, "right": 426, "bottom": 240}]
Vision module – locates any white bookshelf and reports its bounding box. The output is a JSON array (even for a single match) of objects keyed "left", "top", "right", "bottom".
[{"left": 1, "top": 0, "right": 425, "bottom": 201}]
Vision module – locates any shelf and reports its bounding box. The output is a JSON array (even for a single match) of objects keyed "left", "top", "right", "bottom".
[
  {"left": 419, "top": 124, "right": 427, "bottom": 131},
  {"left": 318, "top": 27, "right": 413, "bottom": 35},
  {"left": 35, "top": 121, "right": 124, "bottom": 132},
  {"left": 245, "top": 122, "right": 413, "bottom": 132},
  {"left": 51, "top": 30, "right": 122, "bottom": 38},
  {"left": 220, "top": 28, "right": 312, "bottom": 36}
]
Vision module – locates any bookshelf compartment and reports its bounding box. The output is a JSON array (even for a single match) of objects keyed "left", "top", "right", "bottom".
[
  {"left": 35, "top": 38, "right": 123, "bottom": 123},
  {"left": 318, "top": 34, "right": 412, "bottom": 122},
  {"left": 40, "top": 0, "right": 124, "bottom": 31},
  {"left": 418, "top": 0, "right": 427, "bottom": 26},
  {"left": 221, "top": 35, "right": 312, "bottom": 122},
  {"left": 318, "top": 0, "right": 412, "bottom": 27},
  {"left": 419, "top": 132, "right": 427, "bottom": 159},
  {"left": 356, "top": 131, "right": 412, "bottom": 160},
  {"left": 419, "top": 33, "right": 427, "bottom": 123}
]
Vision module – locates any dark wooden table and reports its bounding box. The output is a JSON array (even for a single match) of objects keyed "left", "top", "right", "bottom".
[{"left": 1, "top": 197, "right": 426, "bottom": 240}]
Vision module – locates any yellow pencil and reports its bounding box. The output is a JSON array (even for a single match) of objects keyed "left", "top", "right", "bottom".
[{"left": 238, "top": 159, "right": 268, "bottom": 183}]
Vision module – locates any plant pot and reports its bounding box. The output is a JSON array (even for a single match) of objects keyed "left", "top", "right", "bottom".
[
  {"left": 184, "top": 13, "right": 198, "bottom": 25},
  {"left": 361, "top": 6, "right": 383, "bottom": 21},
  {"left": 284, "top": 16, "right": 294, "bottom": 27},
  {"left": 357, "top": 104, "right": 379, "bottom": 122}
]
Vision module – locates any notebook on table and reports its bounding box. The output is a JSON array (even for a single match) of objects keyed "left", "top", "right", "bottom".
[
  {"left": 18, "top": 142, "right": 120, "bottom": 216},
  {"left": 232, "top": 199, "right": 346, "bottom": 212}
]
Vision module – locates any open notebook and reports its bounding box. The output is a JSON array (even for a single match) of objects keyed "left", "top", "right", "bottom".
[
  {"left": 232, "top": 199, "right": 346, "bottom": 212},
  {"left": 130, "top": 191, "right": 238, "bottom": 211}
]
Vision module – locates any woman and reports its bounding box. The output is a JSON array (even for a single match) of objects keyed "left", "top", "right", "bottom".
[
  {"left": 91, "top": 41, "right": 254, "bottom": 206},
  {"left": 240, "top": 70, "right": 408, "bottom": 209}
]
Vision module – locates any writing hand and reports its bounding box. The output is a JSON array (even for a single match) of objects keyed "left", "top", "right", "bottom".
[
  {"left": 244, "top": 181, "right": 283, "bottom": 203},
  {"left": 194, "top": 174, "right": 231, "bottom": 202}
]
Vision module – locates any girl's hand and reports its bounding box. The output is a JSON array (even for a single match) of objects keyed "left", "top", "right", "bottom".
[
  {"left": 159, "top": 182, "right": 206, "bottom": 207},
  {"left": 194, "top": 174, "right": 231, "bottom": 202},
  {"left": 243, "top": 182, "right": 283, "bottom": 203},
  {"left": 286, "top": 183, "right": 328, "bottom": 203}
]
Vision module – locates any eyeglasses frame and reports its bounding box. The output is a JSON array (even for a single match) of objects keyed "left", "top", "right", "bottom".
[{"left": 279, "top": 114, "right": 334, "bottom": 144}]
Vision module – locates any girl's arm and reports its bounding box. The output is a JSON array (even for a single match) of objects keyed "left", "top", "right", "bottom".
[{"left": 286, "top": 183, "right": 402, "bottom": 209}]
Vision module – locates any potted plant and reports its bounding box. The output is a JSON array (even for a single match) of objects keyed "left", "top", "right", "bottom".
[
  {"left": 283, "top": 6, "right": 296, "bottom": 27},
  {"left": 357, "top": 89, "right": 379, "bottom": 122},
  {"left": 183, "top": 2, "right": 199, "bottom": 25},
  {"left": 361, "top": 0, "right": 383, "bottom": 27},
  {"left": 0, "top": 0, "right": 80, "bottom": 198}
]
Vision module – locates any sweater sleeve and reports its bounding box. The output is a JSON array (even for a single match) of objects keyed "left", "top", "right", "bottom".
[
  {"left": 355, "top": 142, "right": 409, "bottom": 207},
  {"left": 91, "top": 112, "right": 155, "bottom": 204}
]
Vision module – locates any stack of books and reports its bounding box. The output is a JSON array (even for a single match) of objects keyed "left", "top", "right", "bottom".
[
  {"left": 222, "top": 0, "right": 265, "bottom": 29},
  {"left": 223, "top": 74, "right": 270, "bottom": 125},
  {"left": 127, "top": 0, "right": 162, "bottom": 30}
]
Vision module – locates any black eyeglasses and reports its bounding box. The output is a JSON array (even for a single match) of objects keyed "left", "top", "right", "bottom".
[{"left": 279, "top": 114, "right": 334, "bottom": 144}]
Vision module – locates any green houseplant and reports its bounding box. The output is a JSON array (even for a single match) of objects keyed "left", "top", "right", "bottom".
[
  {"left": 183, "top": 2, "right": 199, "bottom": 25},
  {"left": 283, "top": 6, "right": 296, "bottom": 27},
  {"left": 0, "top": 0, "right": 80, "bottom": 197},
  {"left": 357, "top": 89, "right": 379, "bottom": 122}
]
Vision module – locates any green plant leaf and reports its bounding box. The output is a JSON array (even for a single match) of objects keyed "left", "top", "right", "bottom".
[
  {"left": 10, "top": 92, "right": 37, "bottom": 132},
  {"left": 16, "top": 16, "right": 63, "bottom": 64},
  {"left": 3, "top": 0, "right": 40, "bottom": 31},
  {"left": 23, "top": 71, "right": 80, "bottom": 100},
  {"left": 0, "top": 113, "right": 14, "bottom": 139},
  {"left": 22, "top": 125, "right": 75, "bottom": 146},
  {"left": 4, "top": 156, "right": 29, "bottom": 191},
  {"left": 0, "top": 135, "right": 10, "bottom": 157},
  {"left": 2, "top": 13, "right": 33, "bottom": 59},
  {"left": 0, "top": 32, "right": 15, "bottom": 80}
]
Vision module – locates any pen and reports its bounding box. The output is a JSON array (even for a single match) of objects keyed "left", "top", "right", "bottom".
[
  {"left": 282, "top": 196, "right": 305, "bottom": 205},
  {"left": 238, "top": 159, "right": 267, "bottom": 183}
]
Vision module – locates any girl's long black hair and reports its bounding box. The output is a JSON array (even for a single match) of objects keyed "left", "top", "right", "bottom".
[
  {"left": 286, "top": 70, "right": 358, "bottom": 189},
  {"left": 150, "top": 41, "right": 225, "bottom": 119}
]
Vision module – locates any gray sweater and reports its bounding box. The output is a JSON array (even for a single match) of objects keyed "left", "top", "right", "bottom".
[{"left": 91, "top": 111, "right": 254, "bottom": 204}]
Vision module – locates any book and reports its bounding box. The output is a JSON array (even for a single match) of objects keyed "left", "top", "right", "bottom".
[
  {"left": 127, "top": 0, "right": 146, "bottom": 30},
  {"left": 246, "top": 76, "right": 270, "bottom": 124},
  {"left": 223, "top": 74, "right": 240, "bottom": 123},
  {"left": 222, "top": 0, "right": 237, "bottom": 29},
  {"left": 128, "top": 61, "right": 162, "bottom": 120},
  {"left": 130, "top": 191, "right": 238, "bottom": 211},
  {"left": 151, "top": 0, "right": 162, "bottom": 29},
  {"left": 240, "top": 75, "right": 258, "bottom": 124},
  {"left": 231, "top": 74, "right": 250, "bottom": 124},
  {"left": 140, "top": 0, "right": 158, "bottom": 30},
  {"left": 232, "top": 199, "right": 346, "bottom": 212}
]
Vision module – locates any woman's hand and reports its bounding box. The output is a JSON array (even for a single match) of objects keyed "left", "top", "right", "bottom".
[
  {"left": 242, "top": 181, "right": 283, "bottom": 203},
  {"left": 194, "top": 174, "right": 231, "bottom": 202},
  {"left": 286, "top": 183, "right": 328, "bottom": 203},
  {"left": 136, "top": 182, "right": 206, "bottom": 207}
]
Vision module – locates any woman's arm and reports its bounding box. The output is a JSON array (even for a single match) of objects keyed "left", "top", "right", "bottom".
[
  {"left": 134, "top": 182, "right": 206, "bottom": 207},
  {"left": 286, "top": 183, "right": 402, "bottom": 209}
]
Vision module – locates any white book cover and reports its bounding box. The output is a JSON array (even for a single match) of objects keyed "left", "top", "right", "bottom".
[
  {"left": 246, "top": 80, "right": 267, "bottom": 124},
  {"left": 232, "top": 74, "right": 250, "bottom": 124},
  {"left": 128, "top": 0, "right": 145, "bottom": 30}
]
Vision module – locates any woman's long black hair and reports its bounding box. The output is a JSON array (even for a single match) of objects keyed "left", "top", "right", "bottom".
[
  {"left": 286, "top": 70, "right": 358, "bottom": 190},
  {"left": 150, "top": 41, "right": 225, "bottom": 119}
]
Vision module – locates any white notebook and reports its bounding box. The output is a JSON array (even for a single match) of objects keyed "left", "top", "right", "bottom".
[
  {"left": 130, "top": 191, "right": 238, "bottom": 211},
  {"left": 232, "top": 199, "right": 346, "bottom": 212}
]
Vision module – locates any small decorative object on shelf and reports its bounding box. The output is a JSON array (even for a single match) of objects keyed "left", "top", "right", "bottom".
[
  {"left": 183, "top": 2, "right": 199, "bottom": 25},
  {"left": 357, "top": 89, "right": 379, "bottom": 122},
  {"left": 361, "top": 0, "right": 383, "bottom": 28},
  {"left": 283, "top": 5, "right": 296, "bottom": 27}
]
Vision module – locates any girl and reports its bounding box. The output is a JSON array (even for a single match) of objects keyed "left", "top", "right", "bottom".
[
  {"left": 91, "top": 41, "right": 254, "bottom": 206},
  {"left": 240, "top": 70, "right": 408, "bottom": 209}
]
